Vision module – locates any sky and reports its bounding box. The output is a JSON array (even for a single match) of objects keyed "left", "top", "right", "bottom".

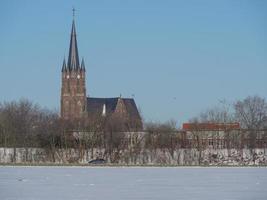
[{"left": 0, "top": 0, "right": 267, "bottom": 126}]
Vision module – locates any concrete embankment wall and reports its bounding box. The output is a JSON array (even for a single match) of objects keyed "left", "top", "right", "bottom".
[{"left": 0, "top": 147, "right": 266, "bottom": 165}]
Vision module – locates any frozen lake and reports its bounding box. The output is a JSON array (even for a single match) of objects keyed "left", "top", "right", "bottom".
[{"left": 0, "top": 166, "right": 266, "bottom": 200}]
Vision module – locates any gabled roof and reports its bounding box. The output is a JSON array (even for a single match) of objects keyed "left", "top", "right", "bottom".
[
  {"left": 86, "top": 97, "right": 141, "bottom": 120},
  {"left": 87, "top": 97, "right": 118, "bottom": 116},
  {"left": 122, "top": 98, "right": 141, "bottom": 120}
]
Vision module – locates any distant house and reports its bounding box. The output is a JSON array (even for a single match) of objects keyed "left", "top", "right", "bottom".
[{"left": 181, "top": 122, "right": 266, "bottom": 148}]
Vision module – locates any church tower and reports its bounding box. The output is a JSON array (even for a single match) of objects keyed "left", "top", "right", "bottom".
[{"left": 60, "top": 12, "right": 87, "bottom": 120}]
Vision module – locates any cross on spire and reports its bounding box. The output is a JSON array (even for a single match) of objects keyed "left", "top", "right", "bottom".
[{"left": 72, "top": 7, "right": 76, "bottom": 18}]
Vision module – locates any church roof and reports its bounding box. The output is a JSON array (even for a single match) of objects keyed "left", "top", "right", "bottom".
[
  {"left": 67, "top": 19, "right": 80, "bottom": 70},
  {"left": 87, "top": 97, "right": 118, "bottom": 115},
  {"left": 86, "top": 97, "right": 141, "bottom": 120}
]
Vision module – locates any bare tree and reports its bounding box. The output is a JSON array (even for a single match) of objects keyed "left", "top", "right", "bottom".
[
  {"left": 234, "top": 96, "right": 267, "bottom": 129},
  {"left": 198, "top": 100, "right": 234, "bottom": 123},
  {"left": 0, "top": 99, "right": 46, "bottom": 161},
  {"left": 103, "top": 114, "right": 128, "bottom": 162},
  {"left": 234, "top": 96, "right": 267, "bottom": 148},
  {"left": 144, "top": 120, "right": 177, "bottom": 153},
  {"left": 186, "top": 118, "right": 210, "bottom": 164}
]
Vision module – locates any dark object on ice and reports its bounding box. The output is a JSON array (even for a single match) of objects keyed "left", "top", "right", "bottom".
[{"left": 88, "top": 159, "right": 106, "bottom": 164}]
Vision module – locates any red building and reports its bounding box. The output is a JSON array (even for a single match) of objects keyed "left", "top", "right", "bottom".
[{"left": 182, "top": 123, "right": 240, "bottom": 131}]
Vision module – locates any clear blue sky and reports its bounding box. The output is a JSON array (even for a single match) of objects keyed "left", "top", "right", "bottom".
[{"left": 0, "top": 0, "right": 267, "bottom": 126}]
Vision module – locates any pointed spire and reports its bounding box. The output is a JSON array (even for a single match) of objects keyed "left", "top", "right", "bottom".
[
  {"left": 81, "top": 57, "right": 86, "bottom": 71},
  {"left": 67, "top": 10, "right": 80, "bottom": 71},
  {"left": 61, "top": 57, "right": 67, "bottom": 72}
]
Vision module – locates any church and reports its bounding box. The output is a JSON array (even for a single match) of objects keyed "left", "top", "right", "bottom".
[{"left": 60, "top": 14, "right": 142, "bottom": 131}]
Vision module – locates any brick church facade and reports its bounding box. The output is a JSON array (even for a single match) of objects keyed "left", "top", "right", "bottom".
[{"left": 60, "top": 16, "right": 142, "bottom": 130}]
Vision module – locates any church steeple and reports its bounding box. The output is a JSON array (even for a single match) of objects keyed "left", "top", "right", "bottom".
[
  {"left": 61, "top": 8, "right": 87, "bottom": 120},
  {"left": 67, "top": 9, "right": 80, "bottom": 71}
]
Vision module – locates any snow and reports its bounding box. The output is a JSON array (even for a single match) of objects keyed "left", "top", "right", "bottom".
[{"left": 0, "top": 166, "right": 267, "bottom": 200}]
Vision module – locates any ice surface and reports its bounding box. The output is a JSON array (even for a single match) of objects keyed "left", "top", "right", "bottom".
[{"left": 0, "top": 166, "right": 267, "bottom": 200}]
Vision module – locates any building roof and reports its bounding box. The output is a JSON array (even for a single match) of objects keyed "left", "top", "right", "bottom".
[
  {"left": 182, "top": 123, "right": 240, "bottom": 131},
  {"left": 87, "top": 97, "right": 141, "bottom": 120},
  {"left": 87, "top": 97, "right": 118, "bottom": 115}
]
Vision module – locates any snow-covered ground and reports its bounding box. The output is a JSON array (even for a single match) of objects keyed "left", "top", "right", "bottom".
[{"left": 0, "top": 166, "right": 266, "bottom": 200}]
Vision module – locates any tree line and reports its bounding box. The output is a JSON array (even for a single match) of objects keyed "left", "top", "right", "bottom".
[{"left": 0, "top": 95, "right": 267, "bottom": 153}]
